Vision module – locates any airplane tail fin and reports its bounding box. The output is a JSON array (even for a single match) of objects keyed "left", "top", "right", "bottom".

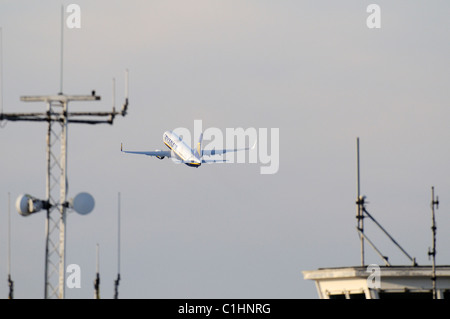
[{"left": 195, "top": 132, "right": 203, "bottom": 159}]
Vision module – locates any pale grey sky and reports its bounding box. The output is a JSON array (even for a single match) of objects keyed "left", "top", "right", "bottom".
[{"left": 1, "top": 1, "right": 450, "bottom": 298}]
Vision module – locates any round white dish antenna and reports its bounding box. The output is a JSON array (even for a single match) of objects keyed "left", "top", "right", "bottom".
[{"left": 71, "top": 192, "right": 95, "bottom": 215}]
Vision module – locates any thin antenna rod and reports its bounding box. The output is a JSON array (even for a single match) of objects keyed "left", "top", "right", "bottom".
[
  {"left": 59, "top": 5, "right": 64, "bottom": 94},
  {"left": 357, "top": 137, "right": 360, "bottom": 199},
  {"left": 120, "top": 69, "right": 129, "bottom": 116},
  {"left": 429, "top": 186, "right": 439, "bottom": 299},
  {"left": 94, "top": 243, "right": 100, "bottom": 299},
  {"left": 7, "top": 192, "right": 11, "bottom": 276},
  {"left": 96, "top": 243, "right": 99, "bottom": 274},
  {"left": 117, "top": 192, "right": 121, "bottom": 274},
  {"left": 125, "top": 69, "right": 129, "bottom": 100},
  {"left": 1, "top": 27, "right": 3, "bottom": 114},
  {"left": 114, "top": 192, "right": 121, "bottom": 299},
  {"left": 356, "top": 137, "right": 365, "bottom": 266},
  {"left": 7, "top": 192, "right": 14, "bottom": 299},
  {"left": 112, "top": 78, "right": 116, "bottom": 110}
]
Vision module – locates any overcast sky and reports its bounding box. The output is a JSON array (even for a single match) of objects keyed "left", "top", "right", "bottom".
[{"left": 1, "top": 0, "right": 450, "bottom": 299}]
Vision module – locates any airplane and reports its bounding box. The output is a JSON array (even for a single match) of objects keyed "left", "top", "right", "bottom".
[{"left": 121, "top": 130, "right": 255, "bottom": 168}]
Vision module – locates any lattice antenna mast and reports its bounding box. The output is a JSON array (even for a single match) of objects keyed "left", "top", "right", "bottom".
[{"left": 0, "top": 8, "right": 129, "bottom": 299}]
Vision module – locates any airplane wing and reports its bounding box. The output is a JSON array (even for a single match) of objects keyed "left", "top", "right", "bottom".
[
  {"left": 121, "top": 143, "right": 172, "bottom": 158},
  {"left": 201, "top": 159, "right": 227, "bottom": 164},
  {"left": 202, "top": 141, "right": 256, "bottom": 157}
]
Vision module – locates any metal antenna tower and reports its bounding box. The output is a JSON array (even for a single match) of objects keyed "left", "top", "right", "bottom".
[{"left": 0, "top": 9, "right": 129, "bottom": 298}]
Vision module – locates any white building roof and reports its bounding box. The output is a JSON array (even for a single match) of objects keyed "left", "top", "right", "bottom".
[{"left": 303, "top": 265, "right": 450, "bottom": 299}]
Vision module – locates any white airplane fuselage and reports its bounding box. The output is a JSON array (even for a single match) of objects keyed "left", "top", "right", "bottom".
[{"left": 162, "top": 131, "right": 202, "bottom": 167}]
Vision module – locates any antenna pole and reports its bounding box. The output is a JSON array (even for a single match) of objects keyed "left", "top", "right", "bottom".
[
  {"left": 357, "top": 137, "right": 360, "bottom": 198},
  {"left": 7, "top": 192, "right": 11, "bottom": 276},
  {"left": 125, "top": 69, "right": 129, "bottom": 100},
  {"left": 114, "top": 192, "right": 121, "bottom": 299},
  {"left": 7, "top": 192, "right": 14, "bottom": 299},
  {"left": 59, "top": 5, "right": 64, "bottom": 94},
  {"left": 112, "top": 78, "right": 116, "bottom": 110},
  {"left": 356, "top": 137, "right": 365, "bottom": 266},
  {"left": 429, "top": 186, "right": 439, "bottom": 299},
  {"left": 94, "top": 243, "right": 100, "bottom": 299},
  {"left": 0, "top": 27, "right": 3, "bottom": 115}
]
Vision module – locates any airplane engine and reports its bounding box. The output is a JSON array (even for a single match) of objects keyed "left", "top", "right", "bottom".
[{"left": 155, "top": 149, "right": 165, "bottom": 160}]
